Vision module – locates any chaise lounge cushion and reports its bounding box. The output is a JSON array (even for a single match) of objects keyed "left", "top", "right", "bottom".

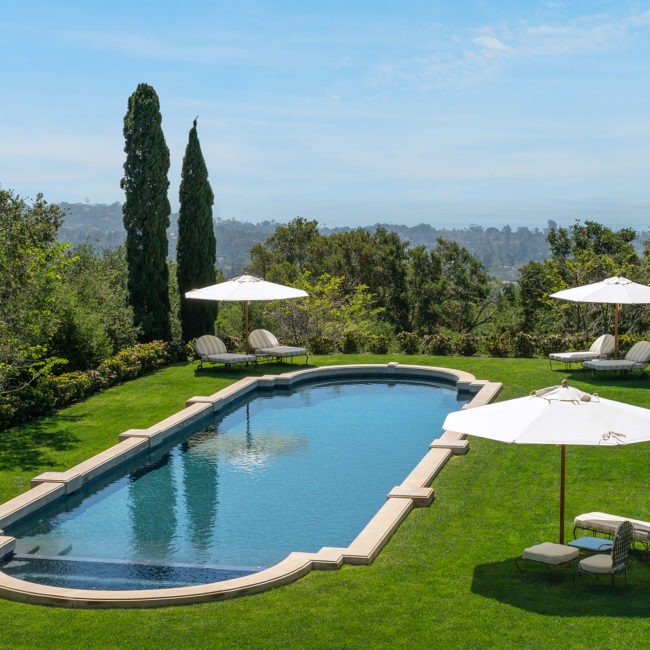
[
  {"left": 574, "top": 511, "right": 650, "bottom": 542},
  {"left": 548, "top": 334, "right": 615, "bottom": 364},
  {"left": 583, "top": 340, "right": 650, "bottom": 373},
  {"left": 193, "top": 335, "right": 256, "bottom": 365},
  {"left": 248, "top": 329, "right": 308, "bottom": 358}
]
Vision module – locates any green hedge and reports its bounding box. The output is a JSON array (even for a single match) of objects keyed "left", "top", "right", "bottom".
[{"left": 0, "top": 341, "right": 186, "bottom": 431}]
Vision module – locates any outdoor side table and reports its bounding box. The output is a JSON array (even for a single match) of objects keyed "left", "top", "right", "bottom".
[{"left": 567, "top": 537, "right": 613, "bottom": 553}]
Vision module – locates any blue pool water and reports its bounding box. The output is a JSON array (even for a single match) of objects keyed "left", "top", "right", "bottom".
[{"left": 3, "top": 379, "right": 467, "bottom": 589}]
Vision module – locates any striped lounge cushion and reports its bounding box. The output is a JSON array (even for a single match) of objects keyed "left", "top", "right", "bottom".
[
  {"left": 193, "top": 335, "right": 227, "bottom": 357},
  {"left": 248, "top": 329, "right": 279, "bottom": 350},
  {"left": 590, "top": 333, "right": 615, "bottom": 355},
  {"left": 625, "top": 340, "right": 650, "bottom": 363}
]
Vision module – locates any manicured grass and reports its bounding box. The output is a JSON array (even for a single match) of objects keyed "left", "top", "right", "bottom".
[{"left": 2, "top": 355, "right": 650, "bottom": 649}]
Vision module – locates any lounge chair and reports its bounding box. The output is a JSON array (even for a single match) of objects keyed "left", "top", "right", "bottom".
[
  {"left": 583, "top": 340, "right": 650, "bottom": 377},
  {"left": 548, "top": 334, "right": 615, "bottom": 369},
  {"left": 248, "top": 329, "right": 309, "bottom": 363},
  {"left": 192, "top": 335, "right": 256, "bottom": 369},
  {"left": 575, "top": 520, "right": 633, "bottom": 587},
  {"left": 573, "top": 511, "right": 650, "bottom": 547}
]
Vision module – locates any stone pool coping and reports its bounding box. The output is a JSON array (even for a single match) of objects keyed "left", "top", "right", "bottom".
[{"left": 0, "top": 363, "right": 501, "bottom": 608}]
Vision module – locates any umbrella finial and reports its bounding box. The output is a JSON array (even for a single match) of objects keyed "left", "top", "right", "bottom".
[{"left": 561, "top": 379, "right": 568, "bottom": 387}]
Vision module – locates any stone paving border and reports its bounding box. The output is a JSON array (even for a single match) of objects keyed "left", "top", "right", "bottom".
[{"left": 0, "top": 363, "right": 501, "bottom": 608}]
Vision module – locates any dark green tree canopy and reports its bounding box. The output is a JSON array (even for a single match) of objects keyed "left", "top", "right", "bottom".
[
  {"left": 177, "top": 118, "right": 217, "bottom": 341},
  {"left": 121, "top": 83, "right": 171, "bottom": 342},
  {"left": 0, "top": 190, "right": 68, "bottom": 392}
]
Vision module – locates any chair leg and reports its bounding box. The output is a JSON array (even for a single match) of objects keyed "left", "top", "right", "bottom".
[{"left": 514, "top": 557, "right": 524, "bottom": 574}]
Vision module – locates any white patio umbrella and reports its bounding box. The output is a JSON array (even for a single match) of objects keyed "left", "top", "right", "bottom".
[
  {"left": 550, "top": 276, "right": 650, "bottom": 359},
  {"left": 185, "top": 274, "right": 308, "bottom": 353},
  {"left": 443, "top": 381, "right": 650, "bottom": 543}
]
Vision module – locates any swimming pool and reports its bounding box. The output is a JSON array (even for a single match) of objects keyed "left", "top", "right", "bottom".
[
  {"left": 0, "top": 364, "right": 501, "bottom": 607},
  {"left": 3, "top": 378, "right": 465, "bottom": 589}
]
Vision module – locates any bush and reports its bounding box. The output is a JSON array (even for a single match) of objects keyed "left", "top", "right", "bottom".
[
  {"left": 454, "top": 334, "right": 479, "bottom": 357},
  {"left": 220, "top": 334, "right": 242, "bottom": 353},
  {"left": 367, "top": 334, "right": 390, "bottom": 354},
  {"left": 512, "top": 332, "right": 537, "bottom": 358},
  {"left": 308, "top": 335, "right": 336, "bottom": 354},
  {"left": 535, "top": 334, "right": 570, "bottom": 357},
  {"left": 340, "top": 332, "right": 362, "bottom": 354},
  {"left": 0, "top": 340, "right": 185, "bottom": 431},
  {"left": 484, "top": 333, "right": 511, "bottom": 357},
  {"left": 422, "top": 333, "right": 454, "bottom": 356},
  {"left": 397, "top": 332, "right": 420, "bottom": 355}
]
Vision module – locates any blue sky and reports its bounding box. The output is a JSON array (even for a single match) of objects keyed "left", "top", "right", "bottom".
[{"left": 2, "top": 1, "right": 650, "bottom": 228}]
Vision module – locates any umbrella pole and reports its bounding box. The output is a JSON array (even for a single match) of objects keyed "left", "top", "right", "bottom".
[
  {"left": 560, "top": 445, "right": 566, "bottom": 544},
  {"left": 614, "top": 303, "right": 619, "bottom": 360},
  {"left": 245, "top": 301, "right": 249, "bottom": 354}
]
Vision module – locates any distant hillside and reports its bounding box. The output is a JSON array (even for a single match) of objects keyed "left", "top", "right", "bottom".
[{"left": 56, "top": 202, "right": 650, "bottom": 281}]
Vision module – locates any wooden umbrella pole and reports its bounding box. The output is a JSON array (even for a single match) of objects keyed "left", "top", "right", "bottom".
[
  {"left": 245, "top": 300, "right": 249, "bottom": 354},
  {"left": 560, "top": 445, "right": 566, "bottom": 544},
  {"left": 614, "top": 303, "right": 619, "bottom": 360}
]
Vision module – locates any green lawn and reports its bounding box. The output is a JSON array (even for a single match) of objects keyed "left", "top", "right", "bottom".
[{"left": 2, "top": 355, "right": 650, "bottom": 649}]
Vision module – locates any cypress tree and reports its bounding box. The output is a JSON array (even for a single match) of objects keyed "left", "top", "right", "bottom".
[
  {"left": 120, "top": 83, "right": 172, "bottom": 342},
  {"left": 177, "top": 118, "right": 217, "bottom": 341}
]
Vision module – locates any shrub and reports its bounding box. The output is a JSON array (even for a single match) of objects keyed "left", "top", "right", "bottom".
[
  {"left": 341, "top": 332, "right": 362, "bottom": 354},
  {"left": 484, "top": 333, "right": 511, "bottom": 357},
  {"left": 535, "top": 334, "right": 569, "bottom": 357},
  {"left": 308, "top": 335, "right": 335, "bottom": 355},
  {"left": 454, "top": 334, "right": 479, "bottom": 357},
  {"left": 220, "top": 335, "right": 242, "bottom": 354},
  {"left": 512, "top": 332, "right": 537, "bottom": 358},
  {"left": 367, "top": 334, "right": 390, "bottom": 354},
  {"left": 617, "top": 334, "right": 636, "bottom": 357},
  {"left": 0, "top": 340, "right": 185, "bottom": 431},
  {"left": 397, "top": 332, "right": 420, "bottom": 355},
  {"left": 422, "top": 333, "right": 454, "bottom": 356}
]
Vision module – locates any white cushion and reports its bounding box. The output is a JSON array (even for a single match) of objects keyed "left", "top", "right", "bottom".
[
  {"left": 578, "top": 553, "right": 614, "bottom": 574},
  {"left": 583, "top": 359, "right": 642, "bottom": 371},
  {"left": 574, "top": 511, "right": 650, "bottom": 540},
  {"left": 522, "top": 542, "right": 579, "bottom": 564},
  {"left": 549, "top": 351, "right": 603, "bottom": 362}
]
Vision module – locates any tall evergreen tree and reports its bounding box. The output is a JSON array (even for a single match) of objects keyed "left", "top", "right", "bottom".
[
  {"left": 177, "top": 118, "right": 217, "bottom": 341},
  {"left": 120, "top": 83, "right": 171, "bottom": 342}
]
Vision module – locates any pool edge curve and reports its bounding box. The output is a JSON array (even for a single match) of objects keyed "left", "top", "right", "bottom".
[{"left": 0, "top": 362, "right": 502, "bottom": 608}]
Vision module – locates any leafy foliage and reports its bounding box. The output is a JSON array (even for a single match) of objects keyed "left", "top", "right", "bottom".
[
  {"left": 261, "top": 272, "right": 385, "bottom": 345},
  {"left": 517, "top": 221, "right": 645, "bottom": 337},
  {"left": 0, "top": 190, "right": 69, "bottom": 394},
  {"left": 0, "top": 340, "right": 185, "bottom": 431},
  {"left": 177, "top": 118, "right": 217, "bottom": 341},
  {"left": 50, "top": 244, "right": 140, "bottom": 371},
  {"left": 121, "top": 83, "right": 172, "bottom": 342}
]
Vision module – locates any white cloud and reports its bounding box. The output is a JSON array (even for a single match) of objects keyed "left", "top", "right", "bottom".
[{"left": 384, "top": 8, "right": 650, "bottom": 86}]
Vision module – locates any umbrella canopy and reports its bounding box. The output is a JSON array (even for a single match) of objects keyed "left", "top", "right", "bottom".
[
  {"left": 443, "top": 381, "right": 650, "bottom": 543},
  {"left": 185, "top": 274, "right": 308, "bottom": 353},
  {"left": 185, "top": 273, "right": 308, "bottom": 303},
  {"left": 550, "top": 276, "right": 650, "bottom": 358}
]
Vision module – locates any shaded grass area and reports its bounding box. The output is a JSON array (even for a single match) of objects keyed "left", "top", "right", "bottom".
[{"left": 2, "top": 355, "right": 650, "bottom": 648}]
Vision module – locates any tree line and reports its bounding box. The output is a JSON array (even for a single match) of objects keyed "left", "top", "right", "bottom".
[{"left": 5, "top": 81, "right": 650, "bottom": 412}]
